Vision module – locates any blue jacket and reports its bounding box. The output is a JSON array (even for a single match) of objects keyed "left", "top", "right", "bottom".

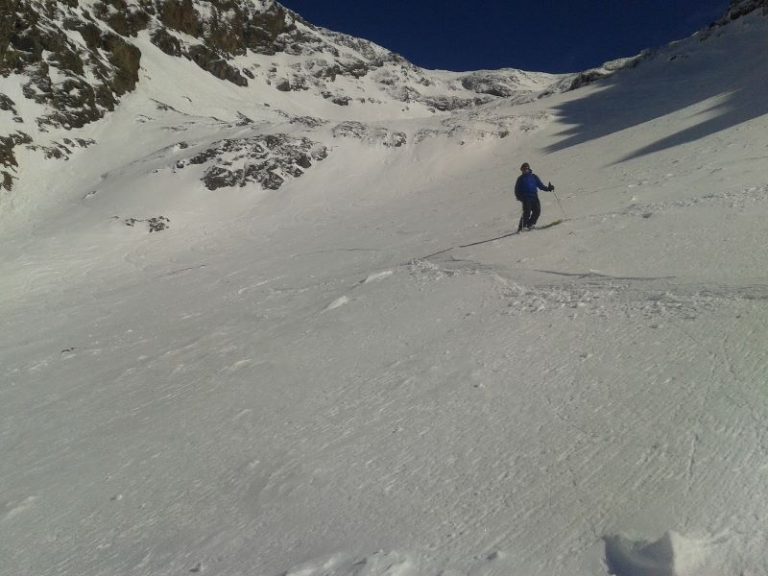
[{"left": 515, "top": 172, "right": 550, "bottom": 200}]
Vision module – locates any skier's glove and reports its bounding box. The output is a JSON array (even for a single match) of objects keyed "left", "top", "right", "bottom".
[{"left": 548, "top": 183, "right": 555, "bottom": 192}]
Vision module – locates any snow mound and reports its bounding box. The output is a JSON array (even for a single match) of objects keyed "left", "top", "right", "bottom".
[
  {"left": 282, "top": 552, "right": 418, "bottom": 576},
  {"left": 324, "top": 295, "right": 351, "bottom": 311},
  {"left": 604, "top": 532, "right": 720, "bottom": 576},
  {"left": 281, "top": 549, "right": 508, "bottom": 576}
]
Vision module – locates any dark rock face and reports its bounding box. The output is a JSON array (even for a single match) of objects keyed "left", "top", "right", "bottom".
[
  {"left": 0, "top": 131, "right": 33, "bottom": 191},
  {"left": 322, "top": 92, "right": 352, "bottom": 106},
  {"left": 2, "top": 2, "right": 142, "bottom": 115},
  {"left": 146, "top": 0, "right": 295, "bottom": 86},
  {"left": 0, "top": 94, "right": 18, "bottom": 115},
  {"left": 174, "top": 134, "right": 328, "bottom": 191},
  {"left": 92, "top": 0, "right": 152, "bottom": 37},
  {"left": 1, "top": 0, "right": 145, "bottom": 188},
  {"left": 186, "top": 44, "right": 249, "bottom": 86},
  {"left": 150, "top": 28, "right": 183, "bottom": 57},
  {"left": 723, "top": 0, "right": 768, "bottom": 20},
  {"left": 276, "top": 78, "right": 292, "bottom": 91},
  {"left": 26, "top": 137, "right": 95, "bottom": 160}
]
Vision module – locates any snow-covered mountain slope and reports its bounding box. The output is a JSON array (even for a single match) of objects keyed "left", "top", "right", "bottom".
[
  {"left": 2, "top": 2, "right": 768, "bottom": 576},
  {"left": 0, "top": 0, "right": 562, "bottom": 202}
]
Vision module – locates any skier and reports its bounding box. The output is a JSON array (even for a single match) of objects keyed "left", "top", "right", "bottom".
[{"left": 514, "top": 162, "right": 554, "bottom": 231}]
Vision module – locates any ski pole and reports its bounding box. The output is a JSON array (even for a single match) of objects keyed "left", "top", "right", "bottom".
[{"left": 550, "top": 182, "right": 568, "bottom": 219}]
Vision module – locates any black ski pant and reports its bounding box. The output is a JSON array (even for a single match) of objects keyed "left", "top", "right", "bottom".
[{"left": 518, "top": 197, "right": 541, "bottom": 230}]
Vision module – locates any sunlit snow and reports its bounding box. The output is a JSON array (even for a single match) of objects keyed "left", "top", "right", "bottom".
[{"left": 2, "top": 6, "right": 768, "bottom": 576}]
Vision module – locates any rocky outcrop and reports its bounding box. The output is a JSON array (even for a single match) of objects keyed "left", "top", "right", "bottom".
[
  {"left": 722, "top": 0, "right": 768, "bottom": 20},
  {"left": 92, "top": 0, "right": 152, "bottom": 37},
  {"left": 26, "top": 137, "right": 95, "bottom": 160},
  {"left": 0, "top": 131, "right": 32, "bottom": 191},
  {"left": 119, "top": 215, "right": 171, "bottom": 232},
  {"left": 186, "top": 44, "right": 249, "bottom": 86},
  {"left": 332, "top": 122, "right": 407, "bottom": 147},
  {"left": 3, "top": 2, "right": 142, "bottom": 124},
  {"left": 539, "top": 52, "right": 649, "bottom": 97},
  {"left": 0, "top": 0, "right": 144, "bottom": 188},
  {"left": 146, "top": 0, "right": 301, "bottom": 85},
  {"left": 0, "top": 93, "right": 26, "bottom": 189},
  {"left": 422, "top": 95, "right": 493, "bottom": 112},
  {"left": 459, "top": 71, "right": 543, "bottom": 99},
  {"left": 173, "top": 134, "right": 328, "bottom": 191}
]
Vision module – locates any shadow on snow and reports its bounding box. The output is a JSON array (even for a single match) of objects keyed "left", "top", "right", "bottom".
[{"left": 544, "top": 23, "right": 768, "bottom": 164}]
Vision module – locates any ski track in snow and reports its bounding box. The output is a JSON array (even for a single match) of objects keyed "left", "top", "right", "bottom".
[{"left": 4, "top": 174, "right": 768, "bottom": 575}]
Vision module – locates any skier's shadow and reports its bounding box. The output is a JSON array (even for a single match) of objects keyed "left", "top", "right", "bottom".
[{"left": 544, "top": 23, "right": 768, "bottom": 164}]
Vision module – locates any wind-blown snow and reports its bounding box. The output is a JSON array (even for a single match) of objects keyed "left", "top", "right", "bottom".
[{"left": 2, "top": 7, "right": 768, "bottom": 576}]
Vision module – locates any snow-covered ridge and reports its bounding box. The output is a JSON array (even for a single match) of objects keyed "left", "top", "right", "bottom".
[
  {"left": 0, "top": 0, "right": 563, "bottom": 196},
  {"left": 1, "top": 0, "right": 766, "bottom": 200}
]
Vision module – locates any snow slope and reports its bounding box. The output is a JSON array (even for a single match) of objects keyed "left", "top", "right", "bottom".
[{"left": 2, "top": 6, "right": 768, "bottom": 576}]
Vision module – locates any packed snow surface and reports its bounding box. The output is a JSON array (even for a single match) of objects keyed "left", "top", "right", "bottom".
[{"left": 2, "top": 9, "right": 768, "bottom": 576}]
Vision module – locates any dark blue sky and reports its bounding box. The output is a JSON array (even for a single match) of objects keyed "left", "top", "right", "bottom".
[{"left": 278, "top": 0, "right": 730, "bottom": 73}]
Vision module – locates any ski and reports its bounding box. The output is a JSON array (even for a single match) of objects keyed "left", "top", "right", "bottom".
[
  {"left": 459, "top": 231, "right": 518, "bottom": 248},
  {"left": 459, "top": 220, "right": 566, "bottom": 248}
]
